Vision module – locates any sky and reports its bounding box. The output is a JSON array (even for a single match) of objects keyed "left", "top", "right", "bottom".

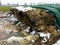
[{"left": 1, "top": 0, "right": 60, "bottom": 5}]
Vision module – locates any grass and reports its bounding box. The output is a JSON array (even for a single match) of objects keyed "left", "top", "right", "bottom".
[{"left": 0, "top": 6, "right": 11, "bottom": 12}]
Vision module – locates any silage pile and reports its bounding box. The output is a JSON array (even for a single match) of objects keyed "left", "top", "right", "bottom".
[{"left": 6, "top": 6, "right": 60, "bottom": 45}]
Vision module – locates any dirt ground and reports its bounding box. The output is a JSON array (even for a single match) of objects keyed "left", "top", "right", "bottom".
[{"left": 0, "top": 11, "right": 22, "bottom": 45}]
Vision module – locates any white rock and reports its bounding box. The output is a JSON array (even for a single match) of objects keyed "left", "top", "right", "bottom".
[
  {"left": 30, "top": 31, "right": 36, "bottom": 35},
  {"left": 32, "top": 40, "right": 35, "bottom": 43},
  {"left": 39, "top": 32, "right": 51, "bottom": 39},
  {"left": 24, "top": 27, "right": 30, "bottom": 33},
  {"left": 39, "top": 32, "right": 51, "bottom": 43}
]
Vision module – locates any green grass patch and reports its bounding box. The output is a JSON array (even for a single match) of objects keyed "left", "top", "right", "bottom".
[{"left": 0, "top": 6, "right": 11, "bottom": 12}]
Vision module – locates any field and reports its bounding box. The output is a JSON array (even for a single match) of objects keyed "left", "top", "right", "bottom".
[{"left": 0, "top": 6, "right": 11, "bottom": 12}]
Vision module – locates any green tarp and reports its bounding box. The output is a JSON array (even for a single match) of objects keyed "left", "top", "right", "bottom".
[{"left": 30, "top": 5, "right": 60, "bottom": 29}]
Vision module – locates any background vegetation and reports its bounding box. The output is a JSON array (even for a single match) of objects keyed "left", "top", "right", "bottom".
[{"left": 0, "top": 6, "right": 11, "bottom": 12}]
